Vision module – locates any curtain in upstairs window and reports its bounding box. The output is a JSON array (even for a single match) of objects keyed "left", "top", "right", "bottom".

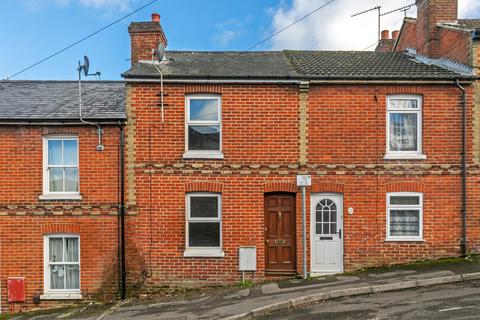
[{"left": 389, "top": 113, "right": 417, "bottom": 152}]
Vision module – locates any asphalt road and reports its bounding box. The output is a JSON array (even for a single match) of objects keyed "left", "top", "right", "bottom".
[{"left": 259, "top": 280, "right": 480, "bottom": 320}]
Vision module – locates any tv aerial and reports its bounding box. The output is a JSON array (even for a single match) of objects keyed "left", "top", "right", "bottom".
[
  {"left": 77, "top": 55, "right": 104, "bottom": 151},
  {"left": 155, "top": 42, "right": 166, "bottom": 62},
  {"left": 152, "top": 43, "right": 166, "bottom": 123},
  {"left": 78, "top": 56, "right": 101, "bottom": 79}
]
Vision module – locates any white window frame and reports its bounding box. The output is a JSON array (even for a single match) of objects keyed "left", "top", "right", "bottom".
[
  {"left": 183, "top": 94, "right": 224, "bottom": 159},
  {"left": 42, "top": 234, "right": 82, "bottom": 300},
  {"left": 385, "top": 95, "right": 426, "bottom": 160},
  {"left": 41, "top": 136, "right": 81, "bottom": 200},
  {"left": 386, "top": 192, "right": 424, "bottom": 241},
  {"left": 184, "top": 193, "right": 224, "bottom": 257}
]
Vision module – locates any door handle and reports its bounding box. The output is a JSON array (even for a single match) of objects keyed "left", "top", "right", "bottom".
[{"left": 339, "top": 228, "right": 342, "bottom": 239}]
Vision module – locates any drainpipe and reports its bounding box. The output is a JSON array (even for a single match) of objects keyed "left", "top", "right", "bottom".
[
  {"left": 118, "top": 122, "right": 126, "bottom": 299},
  {"left": 455, "top": 79, "right": 467, "bottom": 257}
]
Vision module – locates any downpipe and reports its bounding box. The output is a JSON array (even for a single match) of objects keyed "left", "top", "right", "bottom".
[
  {"left": 455, "top": 79, "right": 467, "bottom": 257},
  {"left": 118, "top": 122, "right": 126, "bottom": 299}
]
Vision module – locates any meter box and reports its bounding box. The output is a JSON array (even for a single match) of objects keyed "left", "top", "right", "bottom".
[
  {"left": 239, "top": 247, "right": 256, "bottom": 271},
  {"left": 7, "top": 277, "right": 25, "bottom": 303}
]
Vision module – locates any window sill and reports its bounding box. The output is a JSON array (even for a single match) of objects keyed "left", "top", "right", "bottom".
[
  {"left": 39, "top": 194, "right": 82, "bottom": 201},
  {"left": 385, "top": 238, "right": 425, "bottom": 242},
  {"left": 183, "top": 151, "right": 224, "bottom": 160},
  {"left": 184, "top": 248, "right": 225, "bottom": 258},
  {"left": 384, "top": 154, "right": 427, "bottom": 160},
  {"left": 40, "top": 293, "right": 82, "bottom": 300}
]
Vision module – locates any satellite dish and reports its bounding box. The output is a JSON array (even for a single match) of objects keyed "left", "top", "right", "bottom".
[
  {"left": 83, "top": 56, "right": 90, "bottom": 76},
  {"left": 156, "top": 43, "right": 165, "bottom": 62}
]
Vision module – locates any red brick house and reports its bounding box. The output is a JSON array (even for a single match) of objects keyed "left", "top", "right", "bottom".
[
  {"left": 122, "top": 11, "right": 479, "bottom": 291},
  {"left": 392, "top": 0, "right": 480, "bottom": 166},
  {"left": 0, "top": 81, "right": 126, "bottom": 313}
]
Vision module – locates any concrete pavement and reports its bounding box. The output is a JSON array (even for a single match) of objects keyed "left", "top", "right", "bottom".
[
  {"left": 257, "top": 280, "right": 480, "bottom": 319},
  {"left": 96, "top": 257, "right": 480, "bottom": 320},
  {"left": 9, "top": 257, "right": 480, "bottom": 319}
]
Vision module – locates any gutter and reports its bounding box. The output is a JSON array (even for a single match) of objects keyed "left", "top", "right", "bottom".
[
  {"left": 455, "top": 79, "right": 468, "bottom": 257},
  {"left": 118, "top": 122, "right": 126, "bottom": 300},
  {"left": 0, "top": 120, "right": 125, "bottom": 126},
  {"left": 124, "top": 78, "right": 301, "bottom": 84},
  {"left": 123, "top": 78, "right": 475, "bottom": 85}
]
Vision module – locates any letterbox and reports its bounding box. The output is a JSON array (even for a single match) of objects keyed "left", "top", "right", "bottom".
[{"left": 7, "top": 277, "right": 25, "bottom": 303}]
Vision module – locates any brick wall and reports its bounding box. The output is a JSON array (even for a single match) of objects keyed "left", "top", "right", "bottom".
[
  {"left": 125, "top": 81, "right": 480, "bottom": 290},
  {"left": 0, "top": 125, "right": 121, "bottom": 312},
  {"left": 308, "top": 84, "right": 470, "bottom": 164},
  {"left": 395, "top": 20, "right": 417, "bottom": 52}
]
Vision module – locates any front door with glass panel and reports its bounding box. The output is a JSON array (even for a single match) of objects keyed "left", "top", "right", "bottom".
[{"left": 310, "top": 194, "right": 343, "bottom": 274}]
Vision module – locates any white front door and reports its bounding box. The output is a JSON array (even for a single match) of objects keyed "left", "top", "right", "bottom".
[{"left": 310, "top": 194, "right": 343, "bottom": 274}]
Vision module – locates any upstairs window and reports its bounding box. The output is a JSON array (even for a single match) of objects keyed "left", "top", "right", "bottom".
[
  {"left": 386, "top": 95, "right": 424, "bottom": 159},
  {"left": 184, "top": 95, "right": 223, "bottom": 159},
  {"left": 386, "top": 193, "right": 423, "bottom": 241},
  {"left": 42, "top": 137, "right": 80, "bottom": 199}
]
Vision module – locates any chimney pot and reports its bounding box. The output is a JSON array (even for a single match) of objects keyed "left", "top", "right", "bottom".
[
  {"left": 392, "top": 30, "right": 400, "bottom": 40},
  {"left": 151, "top": 13, "right": 160, "bottom": 23},
  {"left": 381, "top": 30, "right": 390, "bottom": 40}
]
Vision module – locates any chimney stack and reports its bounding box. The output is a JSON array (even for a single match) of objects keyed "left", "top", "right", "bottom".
[
  {"left": 381, "top": 30, "right": 390, "bottom": 40},
  {"left": 392, "top": 30, "right": 400, "bottom": 40},
  {"left": 416, "top": 0, "right": 458, "bottom": 57},
  {"left": 128, "top": 13, "right": 168, "bottom": 66},
  {"left": 375, "top": 30, "right": 397, "bottom": 52}
]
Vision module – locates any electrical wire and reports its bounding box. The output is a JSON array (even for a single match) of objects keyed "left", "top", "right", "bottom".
[
  {"left": 246, "top": 0, "right": 336, "bottom": 52},
  {"left": 4, "top": 0, "right": 159, "bottom": 80},
  {"left": 202, "top": 0, "right": 336, "bottom": 75},
  {"left": 362, "top": 41, "right": 379, "bottom": 51}
]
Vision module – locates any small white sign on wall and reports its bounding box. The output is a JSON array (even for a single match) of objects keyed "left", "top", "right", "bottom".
[
  {"left": 296, "top": 175, "right": 312, "bottom": 187},
  {"left": 239, "top": 247, "right": 256, "bottom": 271}
]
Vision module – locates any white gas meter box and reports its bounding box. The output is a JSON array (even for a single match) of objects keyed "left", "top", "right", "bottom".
[
  {"left": 238, "top": 247, "right": 256, "bottom": 271},
  {"left": 296, "top": 175, "right": 311, "bottom": 187}
]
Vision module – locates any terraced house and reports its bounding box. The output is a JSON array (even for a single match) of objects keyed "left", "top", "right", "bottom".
[
  {"left": 122, "top": 9, "right": 479, "bottom": 291},
  {"left": 1, "top": 0, "right": 480, "bottom": 313},
  {"left": 0, "top": 81, "right": 126, "bottom": 312}
]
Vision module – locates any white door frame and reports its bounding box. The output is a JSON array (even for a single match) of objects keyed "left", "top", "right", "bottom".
[{"left": 310, "top": 193, "right": 344, "bottom": 275}]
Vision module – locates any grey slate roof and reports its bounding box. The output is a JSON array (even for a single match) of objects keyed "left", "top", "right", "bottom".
[
  {"left": 0, "top": 81, "right": 126, "bottom": 121},
  {"left": 123, "top": 50, "right": 471, "bottom": 81},
  {"left": 123, "top": 51, "right": 299, "bottom": 79}
]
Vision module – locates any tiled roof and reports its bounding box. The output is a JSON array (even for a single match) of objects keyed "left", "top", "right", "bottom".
[
  {"left": 0, "top": 81, "right": 126, "bottom": 121},
  {"left": 457, "top": 19, "right": 480, "bottom": 30},
  {"left": 123, "top": 50, "right": 470, "bottom": 81},
  {"left": 284, "top": 50, "right": 465, "bottom": 79}
]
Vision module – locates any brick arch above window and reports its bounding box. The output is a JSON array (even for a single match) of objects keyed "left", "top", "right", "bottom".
[
  {"left": 184, "top": 84, "right": 223, "bottom": 94},
  {"left": 311, "top": 182, "right": 344, "bottom": 193},
  {"left": 385, "top": 182, "right": 425, "bottom": 193},
  {"left": 263, "top": 182, "right": 297, "bottom": 193},
  {"left": 185, "top": 181, "right": 223, "bottom": 193},
  {"left": 41, "top": 223, "right": 81, "bottom": 235}
]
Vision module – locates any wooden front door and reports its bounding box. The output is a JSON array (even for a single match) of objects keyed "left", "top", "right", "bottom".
[{"left": 265, "top": 193, "right": 296, "bottom": 274}]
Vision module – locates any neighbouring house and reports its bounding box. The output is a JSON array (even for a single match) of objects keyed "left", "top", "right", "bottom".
[
  {"left": 392, "top": 0, "right": 480, "bottom": 164},
  {"left": 121, "top": 12, "right": 479, "bottom": 291},
  {"left": 0, "top": 81, "right": 126, "bottom": 313}
]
